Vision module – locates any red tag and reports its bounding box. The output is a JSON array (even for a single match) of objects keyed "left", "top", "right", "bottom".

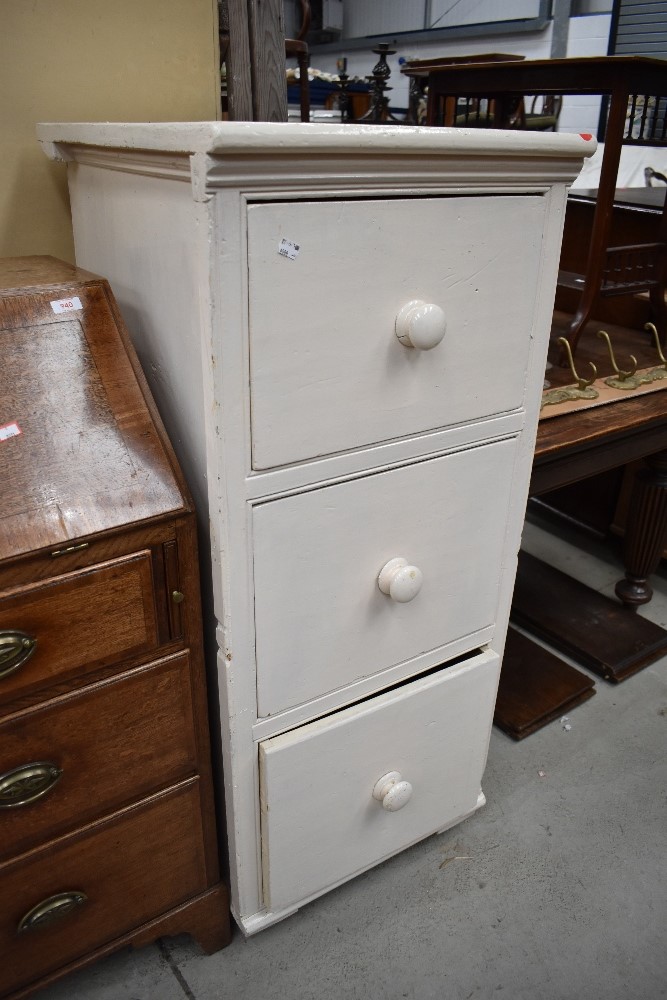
[{"left": 579, "top": 133, "right": 594, "bottom": 141}]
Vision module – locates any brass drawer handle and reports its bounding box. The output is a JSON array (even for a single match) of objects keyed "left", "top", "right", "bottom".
[
  {"left": 18, "top": 892, "right": 87, "bottom": 934},
  {"left": 0, "top": 630, "right": 37, "bottom": 680},
  {"left": 0, "top": 762, "right": 62, "bottom": 808}
]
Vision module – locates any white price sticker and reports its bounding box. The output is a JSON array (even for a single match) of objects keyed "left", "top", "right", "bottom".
[
  {"left": 50, "top": 296, "right": 83, "bottom": 314},
  {"left": 278, "top": 238, "right": 300, "bottom": 261},
  {"left": 0, "top": 422, "right": 21, "bottom": 442}
]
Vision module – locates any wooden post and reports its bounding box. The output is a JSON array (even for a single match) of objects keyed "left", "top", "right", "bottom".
[
  {"left": 248, "top": 0, "right": 288, "bottom": 121},
  {"left": 223, "top": 0, "right": 253, "bottom": 121},
  {"left": 615, "top": 450, "right": 667, "bottom": 608},
  {"left": 222, "top": 0, "right": 287, "bottom": 122}
]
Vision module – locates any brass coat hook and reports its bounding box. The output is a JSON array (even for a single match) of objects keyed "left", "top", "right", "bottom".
[
  {"left": 541, "top": 337, "right": 599, "bottom": 408},
  {"left": 597, "top": 330, "right": 642, "bottom": 389},
  {"left": 642, "top": 322, "right": 667, "bottom": 381},
  {"left": 559, "top": 337, "right": 598, "bottom": 389}
]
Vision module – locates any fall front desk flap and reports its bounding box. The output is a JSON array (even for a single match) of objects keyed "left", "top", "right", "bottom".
[{"left": 0, "top": 257, "right": 184, "bottom": 563}]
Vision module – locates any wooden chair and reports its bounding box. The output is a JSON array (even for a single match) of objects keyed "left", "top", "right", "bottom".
[
  {"left": 452, "top": 95, "right": 524, "bottom": 128},
  {"left": 453, "top": 97, "right": 495, "bottom": 127},
  {"left": 522, "top": 94, "right": 562, "bottom": 131},
  {"left": 285, "top": 0, "right": 310, "bottom": 122},
  {"left": 645, "top": 166, "right": 667, "bottom": 186}
]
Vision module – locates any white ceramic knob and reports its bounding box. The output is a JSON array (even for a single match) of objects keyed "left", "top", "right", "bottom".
[
  {"left": 395, "top": 299, "right": 446, "bottom": 350},
  {"left": 373, "top": 771, "right": 413, "bottom": 812},
  {"left": 378, "top": 557, "right": 423, "bottom": 603}
]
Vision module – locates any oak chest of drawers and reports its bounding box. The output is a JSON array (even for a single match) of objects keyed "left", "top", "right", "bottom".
[
  {"left": 39, "top": 122, "right": 593, "bottom": 933},
  {"left": 0, "top": 257, "right": 230, "bottom": 999}
]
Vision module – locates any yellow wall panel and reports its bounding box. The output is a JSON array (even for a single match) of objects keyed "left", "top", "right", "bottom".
[{"left": 0, "top": 0, "right": 220, "bottom": 260}]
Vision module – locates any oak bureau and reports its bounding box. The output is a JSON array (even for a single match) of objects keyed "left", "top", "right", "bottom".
[
  {"left": 39, "top": 122, "right": 593, "bottom": 933},
  {"left": 0, "top": 256, "right": 230, "bottom": 999}
]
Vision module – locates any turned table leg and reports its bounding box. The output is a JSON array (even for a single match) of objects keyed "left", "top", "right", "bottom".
[{"left": 615, "top": 449, "right": 667, "bottom": 608}]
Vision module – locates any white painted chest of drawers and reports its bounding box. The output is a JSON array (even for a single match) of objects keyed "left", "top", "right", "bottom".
[{"left": 39, "top": 121, "right": 592, "bottom": 934}]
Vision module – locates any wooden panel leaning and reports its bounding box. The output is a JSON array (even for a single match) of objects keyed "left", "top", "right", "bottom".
[{"left": 0, "top": 256, "right": 230, "bottom": 1000}]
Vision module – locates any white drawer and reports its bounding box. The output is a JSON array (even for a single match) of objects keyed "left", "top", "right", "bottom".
[
  {"left": 259, "top": 648, "right": 499, "bottom": 912},
  {"left": 247, "top": 195, "right": 546, "bottom": 469},
  {"left": 253, "top": 437, "right": 516, "bottom": 717}
]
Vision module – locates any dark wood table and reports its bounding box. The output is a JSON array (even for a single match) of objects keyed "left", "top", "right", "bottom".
[
  {"left": 401, "top": 53, "right": 524, "bottom": 124},
  {"left": 411, "top": 56, "right": 667, "bottom": 357},
  {"left": 533, "top": 328, "right": 667, "bottom": 614},
  {"left": 404, "top": 61, "right": 667, "bottom": 734},
  {"left": 496, "top": 317, "right": 667, "bottom": 739}
]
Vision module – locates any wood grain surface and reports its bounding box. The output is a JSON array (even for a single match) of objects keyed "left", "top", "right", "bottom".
[
  {"left": 0, "top": 781, "right": 209, "bottom": 997},
  {"left": 0, "top": 261, "right": 186, "bottom": 562},
  {"left": 224, "top": 0, "right": 253, "bottom": 119},
  {"left": 0, "top": 258, "right": 230, "bottom": 998},
  {"left": 247, "top": 0, "right": 288, "bottom": 121}
]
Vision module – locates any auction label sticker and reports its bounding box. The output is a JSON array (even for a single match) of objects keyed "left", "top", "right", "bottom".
[
  {"left": 278, "top": 238, "right": 300, "bottom": 261},
  {"left": 50, "top": 296, "right": 83, "bottom": 314},
  {"left": 0, "top": 422, "right": 21, "bottom": 442}
]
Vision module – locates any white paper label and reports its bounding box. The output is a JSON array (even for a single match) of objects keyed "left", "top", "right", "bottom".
[
  {"left": 50, "top": 296, "right": 83, "bottom": 314},
  {"left": 278, "top": 238, "right": 300, "bottom": 261},
  {"left": 0, "top": 422, "right": 21, "bottom": 442}
]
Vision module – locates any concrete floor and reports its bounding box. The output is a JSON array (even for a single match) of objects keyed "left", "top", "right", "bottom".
[{"left": 34, "top": 514, "right": 667, "bottom": 1000}]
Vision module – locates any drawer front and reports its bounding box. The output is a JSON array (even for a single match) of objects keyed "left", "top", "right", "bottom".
[
  {"left": 0, "top": 781, "right": 208, "bottom": 997},
  {"left": 0, "top": 651, "right": 197, "bottom": 861},
  {"left": 0, "top": 551, "right": 160, "bottom": 705},
  {"left": 260, "top": 650, "right": 500, "bottom": 912},
  {"left": 247, "top": 195, "right": 546, "bottom": 469},
  {"left": 253, "top": 438, "right": 515, "bottom": 717}
]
